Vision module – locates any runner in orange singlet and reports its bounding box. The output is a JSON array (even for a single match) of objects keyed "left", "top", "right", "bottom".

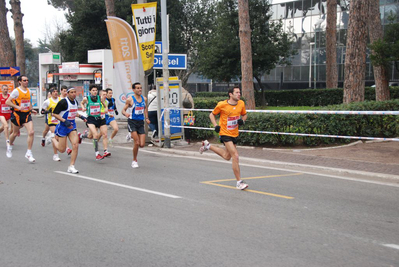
[
  {"left": 199, "top": 86, "right": 248, "bottom": 190},
  {"left": 6, "top": 75, "right": 38, "bottom": 162}
]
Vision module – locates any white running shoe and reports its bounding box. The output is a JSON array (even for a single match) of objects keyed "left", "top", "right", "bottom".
[
  {"left": 199, "top": 140, "right": 210, "bottom": 154},
  {"left": 236, "top": 180, "right": 249, "bottom": 190},
  {"left": 6, "top": 145, "right": 12, "bottom": 158},
  {"left": 67, "top": 165, "right": 79, "bottom": 174},
  {"left": 126, "top": 133, "right": 132, "bottom": 142},
  {"left": 25, "top": 152, "right": 35, "bottom": 163},
  {"left": 131, "top": 161, "right": 139, "bottom": 168},
  {"left": 46, "top": 133, "right": 55, "bottom": 145},
  {"left": 53, "top": 154, "right": 61, "bottom": 162}
]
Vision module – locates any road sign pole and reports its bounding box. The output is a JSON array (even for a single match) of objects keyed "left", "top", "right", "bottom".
[{"left": 161, "top": 0, "right": 171, "bottom": 148}]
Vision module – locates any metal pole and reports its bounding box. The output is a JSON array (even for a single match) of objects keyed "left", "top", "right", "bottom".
[
  {"left": 161, "top": 0, "right": 171, "bottom": 148},
  {"left": 309, "top": 43, "right": 314, "bottom": 88},
  {"left": 314, "top": 31, "right": 317, "bottom": 89}
]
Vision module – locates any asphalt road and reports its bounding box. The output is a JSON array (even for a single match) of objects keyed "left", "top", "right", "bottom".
[{"left": 0, "top": 121, "right": 398, "bottom": 266}]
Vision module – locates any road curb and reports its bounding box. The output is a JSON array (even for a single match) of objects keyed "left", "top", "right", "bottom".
[{"left": 148, "top": 147, "right": 399, "bottom": 181}]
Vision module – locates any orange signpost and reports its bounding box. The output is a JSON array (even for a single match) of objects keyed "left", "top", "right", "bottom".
[{"left": 0, "top": 67, "right": 20, "bottom": 77}]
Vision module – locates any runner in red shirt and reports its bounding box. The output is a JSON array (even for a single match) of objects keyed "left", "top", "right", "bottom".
[{"left": 0, "top": 84, "right": 13, "bottom": 157}]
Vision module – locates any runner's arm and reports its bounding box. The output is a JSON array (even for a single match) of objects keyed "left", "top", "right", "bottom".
[
  {"left": 209, "top": 112, "right": 218, "bottom": 127},
  {"left": 122, "top": 98, "right": 132, "bottom": 118},
  {"left": 144, "top": 96, "right": 150, "bottom": 124},
  {"left": 81, "top": 97, "right": 88, "bottom": 111}
]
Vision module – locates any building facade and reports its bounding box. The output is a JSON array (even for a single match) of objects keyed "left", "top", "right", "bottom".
[{"left": 264, "top": 0, "right": 399, "bottom": 90}]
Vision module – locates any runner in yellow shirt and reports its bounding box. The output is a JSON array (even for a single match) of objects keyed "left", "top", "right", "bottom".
[{"left": 199, "top": 86, "right": 248, "bottom": 190}]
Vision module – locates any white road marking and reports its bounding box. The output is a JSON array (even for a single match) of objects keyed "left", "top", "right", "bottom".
[
  {"left": 54, "top": 171, "right": 182, "bottom": 199},
  {"left": 382, "top": 244, "right": 399, "bottom": 250}
]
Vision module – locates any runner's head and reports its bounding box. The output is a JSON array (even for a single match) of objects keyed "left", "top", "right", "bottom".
[
  {"left": 60, "top": 85, "right": 68, "bottom": 97},
  {"left": 132, "top": 82, "right": 142, "bottom": 96},
  {"left": 106, "top": 88, "right": 113, "bottom": 98},
  {"left": 18, "top": 75, "right": 29, "bottom": 87},
  {"left": 49, "top": 88, "right": 59, "bottom": 99},
  {"left": 228, "top": 86, "right": 241, "bottom": 101},
  {"left": 89, "top": 84, "right": 99, "bottom": 96},
  {"left": 1, "top": 84, "right": 8, "bottom": 94},
  {"left": 67, "top": 87, "right": 77, "bottom": 100}
]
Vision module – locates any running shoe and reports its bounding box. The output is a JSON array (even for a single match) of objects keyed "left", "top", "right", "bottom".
[
  {"left": 45, "top": 133, "right": 54, "bottom": 145},
  {"left": 6, "top": 145, "right": 12, "bottom": 158},
  {"left": 81, "top": 129, "right": 89, "bottom": 139},
  {"left": 41, "top": 138, "right": 45, "bottom": 147},
  {"left": 25, "top": 152, "right": 35, "bottom": 163},
  {"left": 236, "top": 180, "right": 249, "bottom": 190},
  {"left": 66, "top": 148, "right": 72, "bottom": 155},
  {"left": 199, "top": 140, "right": 210, "bottom": 154},
  {"left": 131, "top": 161, "right": 139, "bottom": 168},
  {"left": 96, "top": 154, "right": 104, "bottom": 161},
  {"left": 78, "top": 132, "right": 83, "bottom": 144},
  {"left": 67, "top": 165, "right": 79, "bottom": 174},
  {"left": 151, "top": 130, "right": 157, "bottom": 139},
  {"left": 103, "top": 151, "right": 111, "bottom": 157},
  {"left": 126, "top": 133, "right": 132, "bottom": 142},
  {"left": 53, "top": 154, "right": 61, "bottom": 162}
]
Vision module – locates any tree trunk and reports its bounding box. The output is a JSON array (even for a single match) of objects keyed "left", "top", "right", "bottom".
[
  {"left": 237, "top": 0, "right": 255, "bottom": 109},
  {"left": 104, "top": 0, "right": 115, "bottom": 17},
  {"left": 0, "top": 0, "right": 15, "bottom": 73},
  {"left": 326, "top": 0, "right": 338, "bottom": 89},
  {"left": 10, "top": 0, "right": 25, "bottom": 76},
  {"left": 368, "top": 0, "right": 390, "bottom": 101},
  {"left": 343, "top": 0, "right": 369, "bottom": 103}
]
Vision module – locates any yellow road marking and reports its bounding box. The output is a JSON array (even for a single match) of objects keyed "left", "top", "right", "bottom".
[{"left": 201, "top": 173, "right": 303, "bottom": 199}]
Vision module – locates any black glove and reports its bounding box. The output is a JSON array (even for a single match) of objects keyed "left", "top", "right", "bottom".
[
  {"left": 41, "top": 109, "right": 48, "bottom": 114},
  {"left": 238, "top": 119, "right": 244, "bottom": 126},
  {"left": 215, "top": 125, "right": 221, "bottom": 133},
  {"left": 63, "top": 120, "right": 72, "bottom": 128},
  {"left": 115, "top": 110, "right": 119, "bottom": 115},
  {"left": 79, "top": 115, "right": 87, "bottom": 121}
]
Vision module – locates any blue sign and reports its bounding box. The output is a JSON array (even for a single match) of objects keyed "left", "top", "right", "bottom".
[
  {"left": 0, "top": 66, "right": 20, "bottom": 77},
  {"left": 161, "top": 108, "right": 181, "bottom": 135},
  {"left": 155, "top": 41, "right": 162, "bottom": 54},
  {"left": 153, "top": 54, "right": 187, "bottom": 70}
]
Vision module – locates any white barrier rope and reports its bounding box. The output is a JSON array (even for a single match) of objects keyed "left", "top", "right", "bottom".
[
  {"left": 163, "top": 108, "right": 399, "bottom": 141},
  {"left": 177, "top": 108, "right": 399, "bottom": 116}
]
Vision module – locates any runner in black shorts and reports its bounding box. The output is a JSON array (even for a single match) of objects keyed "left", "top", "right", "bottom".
[
  {"left": 122, "top": 82, "right": 150, "bottom": 168},
  {"left": 81, "top": 85, "right": 110, "bottom": 160}
]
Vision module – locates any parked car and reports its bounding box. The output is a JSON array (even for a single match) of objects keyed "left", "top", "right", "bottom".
[{"left": 371, "top": 82, "right": 399, "bottom": 87}]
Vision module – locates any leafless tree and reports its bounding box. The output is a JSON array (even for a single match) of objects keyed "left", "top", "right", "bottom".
[
  {"left": 343, "top": 0, "right": 369, "bottom": 103},
  {"left": 368, "top": 0, "right": 390, "bottom": 101},
  {"left": 104, "top": 0, "right": 115, "bottom": 17},
  {"left": 237, "top": 0, "right": 255, "bottom": 109},
  {"left": 0, "top": 0, "right": 15, "bottom": 74},
  {"left": 10, "top": 0, "right": 26, "bottom": 75},
  {"left": 326, "top": 0, "right": 338, "bottom": 88}
]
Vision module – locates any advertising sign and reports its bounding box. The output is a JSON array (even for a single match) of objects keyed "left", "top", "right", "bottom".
[
  {"left": 105, "top": 16, "right": 140, "bottom": 105},
  {"left": 131, "top": 2, "right": 157, "bottom": 71},
  {"left": 0, "top": 67, "right": 20, "bottom": 77},
  {"left": 0, "top": 80, "right": 15, "bottom": 93}
]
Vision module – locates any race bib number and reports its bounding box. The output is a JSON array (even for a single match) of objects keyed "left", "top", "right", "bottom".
[
  {"left": 227, "top": 116, "right": 239, "bottom": 130},
  {"left": 21, "top": 99, "right": 30, "bottom": 111},
  {"left": 50, "top": 116, "right": 59, "bottom": 124},
  {"left": 135, "top": 106, "right": 144, "bottom": 115},
  {"left": 100, "top": 111, "right": 106, "bottom": 119},
  {"left": 1, "top": 104, "right": 11, "bottom": 113},
  {"left": 68, "top": 108, "right": 77, "bottom": 120},
  {"left": 90, "top": 105, "right": 100, "bottom": 116},
  {"left": 108, "top": 109, "right": 115, "bottom": 116}
]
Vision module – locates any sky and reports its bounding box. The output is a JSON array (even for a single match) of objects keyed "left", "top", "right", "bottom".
[{"left": 6, "top": 0, "right": 68, "bottom": 47}]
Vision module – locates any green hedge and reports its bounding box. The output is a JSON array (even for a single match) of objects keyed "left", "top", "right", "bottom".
[
  {"left": 190, "top": 99, "right": 399, "bottom": 146},
  {"left": 195, "top": 87, "right": 399, "bottom": 107}
]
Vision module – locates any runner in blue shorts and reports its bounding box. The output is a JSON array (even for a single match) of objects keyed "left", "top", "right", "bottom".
[
  {"left": 50, "top": 87, "right": 86, "bottom": 173},
  {"left": 105, "top": 88, "right": 119, "bottom": 145}
]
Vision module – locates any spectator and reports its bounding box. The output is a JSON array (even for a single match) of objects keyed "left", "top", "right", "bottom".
[
  {"left": 182, "top": 87, "right": 194, "bottom": 144},
  {"left": 147, "top": 84, "right": 158, "bottom": 138}
]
